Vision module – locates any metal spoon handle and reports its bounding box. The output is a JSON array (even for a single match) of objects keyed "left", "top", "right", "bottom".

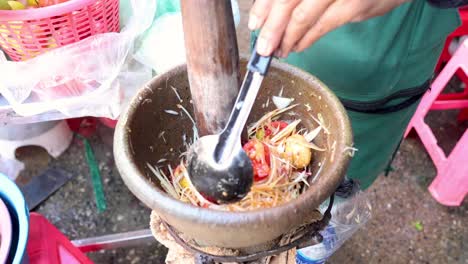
[{"left": 214, "top": 50, "right": 272, "bottom": 162}]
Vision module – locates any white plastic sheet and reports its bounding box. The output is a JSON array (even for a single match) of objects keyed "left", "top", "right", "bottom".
[{"left": 0, "top": 0, "right": 156, "bottom": 123}]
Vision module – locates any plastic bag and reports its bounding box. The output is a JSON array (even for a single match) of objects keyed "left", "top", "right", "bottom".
[
  {"left": 0, "top": 156, "right": 24, "bottom": 180},
  {"left": 0, "top": 0, "right": 156, "bottom": 124},
  {"left": 134, "top": 0, "right": 241, "bottom": 74},
  {"left": 297, "top": 191, "right": 372, "bottom": 263},
  {"left": 134, "top": 13, "right": 186, "bottom": 75}
]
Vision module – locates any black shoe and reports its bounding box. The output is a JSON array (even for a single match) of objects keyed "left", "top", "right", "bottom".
[{"left": 335, "top": 178, "right": 360, "bottom": 199}]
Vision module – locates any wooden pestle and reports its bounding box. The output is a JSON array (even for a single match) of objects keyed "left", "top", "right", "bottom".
[{"left": 181, "top": 0, "right": 241, "bottom": 136}]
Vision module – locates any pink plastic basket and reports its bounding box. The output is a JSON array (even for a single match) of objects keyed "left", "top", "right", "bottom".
[{"left": 0, "top": 0, "right": 119, "bottom": 61}]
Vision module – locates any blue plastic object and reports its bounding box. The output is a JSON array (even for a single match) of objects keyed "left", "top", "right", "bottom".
[{"left": 0, "top": 173, "right": 29, "bottom": 264}]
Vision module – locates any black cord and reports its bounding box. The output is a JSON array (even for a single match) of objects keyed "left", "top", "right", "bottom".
[{"left": 426, "top": 0, "right": 468, "bottom": 8}]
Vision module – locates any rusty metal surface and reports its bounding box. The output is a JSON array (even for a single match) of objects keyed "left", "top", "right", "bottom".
[{"left": 114, "top": 58, "right": 353, "bottom": 249}]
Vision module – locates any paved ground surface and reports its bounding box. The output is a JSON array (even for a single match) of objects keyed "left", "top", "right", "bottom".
[{"left": 14, "top": 1, "right": 467, "bottom": 263}]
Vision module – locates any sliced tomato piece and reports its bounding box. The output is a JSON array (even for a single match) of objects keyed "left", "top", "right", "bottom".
[
  {"left": 253, "top": 162, "right": 270, "bottom": 181},
  {"left": 200, "top": 193, "right": 218, "bottom": 204},
  {"left": 264, "top": 121, "right": 289, "bottom": 137},
  {"left": 271, "top": 121, "right": 289, "bottom": 130},
  {"left": 243, "top": 139, "right": 271, "bottom": 181}
]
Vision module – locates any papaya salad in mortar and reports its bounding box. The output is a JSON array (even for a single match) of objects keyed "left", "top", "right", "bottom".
[{"left": 146, "top": 87, "right": 357, "bottom": 212}]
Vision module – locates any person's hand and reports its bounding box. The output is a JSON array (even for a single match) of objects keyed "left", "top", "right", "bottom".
[{"left": 249, "top": 0, "right": 410, "bottom": 57}]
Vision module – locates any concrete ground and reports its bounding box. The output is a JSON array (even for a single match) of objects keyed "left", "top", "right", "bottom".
[{"left": 15, "top": 1, "right": 467, "bottom": 263}]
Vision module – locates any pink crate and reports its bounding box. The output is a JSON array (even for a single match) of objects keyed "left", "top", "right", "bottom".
[{"left": 0, "top": 0, "right": 119, "bottom": 61}]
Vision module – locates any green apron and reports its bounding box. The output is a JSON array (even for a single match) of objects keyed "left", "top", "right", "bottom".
[{"left": 254, "top": 0, "right": 460, "bottom": 189}]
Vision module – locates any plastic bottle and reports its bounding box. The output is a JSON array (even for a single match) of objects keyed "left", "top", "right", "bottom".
[
  {"left": 296, "top": 225, "right": 338, "bottom": 264},
  {"left": 296, "top": 188, "right": 371, "bottom": 264}
]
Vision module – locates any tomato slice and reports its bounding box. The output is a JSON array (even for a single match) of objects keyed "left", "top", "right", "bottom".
[
  {"left": 243, "top": 139, "right": 271, "bottom": 181},
  {"left": 253, "top": 163, "right": 270, "bottom": 181},
  {"left": 264, "top": 121, "right": 289, "bottom": 137},
  {"left": 271, "top": 121, "right": 289, "bottom": 130},
  {"left": 200, "top": 193, "right": 218, "bottom": 204},
  {"left": 244, "top": 121, "right": 287, "bottom": 181}
]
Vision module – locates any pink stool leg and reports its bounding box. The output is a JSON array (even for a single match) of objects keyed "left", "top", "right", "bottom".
[
  {"left": 405, "top": 39, "right": 468, "bottom": 206},
  {"left": 434, "top": 41, "right": 468, "bottom": 121},
  {"left": 457, "top": 87, "right": 468, "bottom": 121},
  {"left": 428, "top": 131, "right": 468, "bottom": 206},
  {"left": 458, "top": 108, "right": 468, "bottom": 121},
  {"left": 404, "top": 44, "right": 464, "bottom": 138}
]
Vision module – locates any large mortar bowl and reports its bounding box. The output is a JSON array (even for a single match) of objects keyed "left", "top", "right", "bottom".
[{"left": 114, "top": 59, "right": 353, "bottom": 250}]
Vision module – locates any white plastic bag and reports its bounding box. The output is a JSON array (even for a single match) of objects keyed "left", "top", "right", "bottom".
[
  {"left": 0, "top": 156, "right": 24, "bottom": 180},
  {"left": 134, "top": 0, "right": 241, "bottom": 74},
  {"left": 134, "top": 13, "right": 186, "bottom": 75},
  {"left": 0, "top": 0, "right": 156, "bottom": 123}
]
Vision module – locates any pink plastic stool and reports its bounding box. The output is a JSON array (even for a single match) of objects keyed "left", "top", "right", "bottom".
[
  {"left": 405, "top": 39, "right": 468, "bottom": 206},
  {"left": 435, "top": 8, "right": 468, "bottom": 121},
  {"left": 27, "top": 213, "right": 93, "bottom": 264},
  {"left": 435, "top": 8, "right": 468, "bottom": 72}
]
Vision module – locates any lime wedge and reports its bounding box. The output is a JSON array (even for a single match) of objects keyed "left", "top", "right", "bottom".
[{"left": 8, "top": 1, "right": 26, "bottom": 10}]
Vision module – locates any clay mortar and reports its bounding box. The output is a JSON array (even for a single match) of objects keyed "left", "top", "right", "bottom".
[{"left": 114, "top": 59, "right": 353, "bottom": 249}]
